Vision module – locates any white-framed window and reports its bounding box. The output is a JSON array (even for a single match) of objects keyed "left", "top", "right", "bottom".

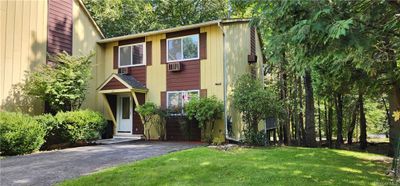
[
  {"left": 118, "top": 43, "right": 146, "bottom": 67},
  {"left": 167, "top": 90, "right": 199, "bottom": 114},
  {"left": 167, "top": 34, "right": 199, "bottom": 62}
]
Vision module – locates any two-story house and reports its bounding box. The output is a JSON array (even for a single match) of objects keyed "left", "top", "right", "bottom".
[{"left": 95, "top": 19, "right": 264, "bottom": 141}]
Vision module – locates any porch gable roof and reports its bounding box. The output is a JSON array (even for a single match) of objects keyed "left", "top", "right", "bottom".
[{"left": 97, "top": 73, "right": 147, "bottom": 93}]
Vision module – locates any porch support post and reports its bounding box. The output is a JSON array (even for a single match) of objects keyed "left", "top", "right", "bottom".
[
  {"left": 101, "top": 93, "right": 117, "bottom": 135},
  {"left": 130, "top": 90, "right": 144, "bottom": 124}
]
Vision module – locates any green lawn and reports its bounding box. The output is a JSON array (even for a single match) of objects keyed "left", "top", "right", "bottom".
[{"left": 60, "top": 147, "right": 392, "bottom": 186}]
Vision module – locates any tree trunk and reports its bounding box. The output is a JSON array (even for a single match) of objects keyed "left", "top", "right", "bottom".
[
  {"left": 388, "top": 83, "right": 400, "bottom": 156},
  {"left": 335, "top": 93, "right": 344, "bottom": 148},
  {"left": 327, "top": 99, "right": 333, "bottom": 148},
  {"left": 298, "top": 77, "right": 305, "bottom": 145},
  {"left": 324, "top": 100, "right": 329, "bottom": 146},
  {"left": 385, "top": 38, "right": 400, "bottom": 156},
  {"left": 359, "top": 93, "right": 367, "bottom": 150},
  {"left": 303, "top": 70, "right": 317, "bottom": 147},
  {"left": 318, "top": 99, "right": 322, "bottom": 142},
  {"left": 382, "top": 97, "right": 391, "bottom": 138},
  {"left": 347, "top": 102, "right": 358, "bottom": 145}
]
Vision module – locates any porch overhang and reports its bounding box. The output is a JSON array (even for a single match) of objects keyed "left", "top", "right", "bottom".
[{"left": 97, "top": 74, "right": 148, "bottom": 135}]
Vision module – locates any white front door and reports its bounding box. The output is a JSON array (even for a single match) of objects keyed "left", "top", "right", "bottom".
[{"left": 117, "top": 95, "right": 132, "bottom": 134}]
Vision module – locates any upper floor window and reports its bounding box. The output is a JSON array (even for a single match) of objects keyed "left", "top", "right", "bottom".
[
  {"left": 167, "top": 34, "right": 199, "bottom": 62},
  {"left": 167, "top": 90, "right": 199, "bottom": 114},
  {"left": 119, "top": 43, "right": 145, "bottom": 67}
]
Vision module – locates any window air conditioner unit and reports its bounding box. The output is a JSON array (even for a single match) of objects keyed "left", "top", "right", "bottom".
[
  {"left": 168, "top": 62, "right": 181, "bottom": 72},
  {"left": 119, "top": 67, "right": 129, "bottom": 74}
]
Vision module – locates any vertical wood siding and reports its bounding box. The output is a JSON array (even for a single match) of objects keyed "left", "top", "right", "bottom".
[
  {"left": 47, "top": 0, "right": 73, "bottom": 55},
  {"left": 128, "top": 66, "right": 146, "bottom": 86},
  {"left": 199, "top": 25, "right": 224, "bottom": 139},
  {"left": 132, "top": 93, "right": 145, "bottom": 134},
  {"left": 100, "top": 77, "right": 127, "bottom": 90},
  {"left": 0, "top": 0, "right": 48, "bottom": 114},
  {"left": 166, "top": 60, "right": 200, "bottom": 91}
]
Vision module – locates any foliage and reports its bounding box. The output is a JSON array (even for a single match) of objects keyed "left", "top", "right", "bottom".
[
  {"left": 34, "top": 114, "right": 57, "bottom": 135},
  {"left": 184, "top": 96, "right": 224, "bottom": 142},
  {"left": 136, "top": 103, "right": 168, "bottom": 140},
  {"left": 135, "top": 102, "right": 164, "bottom": 140},
  {"left": 232, "top": 75, "right": 283, "bottom": 132},
  {"left": 24, "top": 52, "right": 95, "bottom": 113},
  {"left": 53, "top": 110, "right": 107, "bottom": 143},
  {"left": 0, "top": 112, "right": 45, "bottom": 155},
  {"left": 394, "top": 111, "right": 400, "bottom": 122},
  {"left": 60, "top": 147, "right": 391, "bottom": 186},
  {"left": 211, "top": 136, "right": 225, "bottom": 146},
  {"left": 242, "top": 129, "right": 266, "bottom": 146},
  {"left": 84, "top": 0, "right": 227, "bottom": 38}
]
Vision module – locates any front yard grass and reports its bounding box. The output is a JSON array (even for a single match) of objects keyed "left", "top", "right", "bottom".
[{"left": 59, "top": 146, "right": 392, "bottom": 186}]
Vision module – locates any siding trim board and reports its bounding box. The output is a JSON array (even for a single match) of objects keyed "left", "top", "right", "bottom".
[
  {"left": 118, "top": 37, "right": 145, "bottom": 46},
  {"left": 166, "top": 28, "right": 200, "bottom": 39}
]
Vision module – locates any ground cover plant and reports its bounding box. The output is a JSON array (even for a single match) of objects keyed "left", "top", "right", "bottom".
[{"left": 60, "top": 147, "right": 391, "bottom": 186}]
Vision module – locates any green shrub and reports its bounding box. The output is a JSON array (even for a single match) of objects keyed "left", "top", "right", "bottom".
[
  {"left": 212, "top": 136, "right": 225, "bottom": 146},
  {"left": 243, "top": 129, "right": 266, "bottom": 146},
  {"left": 34, "top": 114, "right": 64, "bottom": 148},
  {"left": 184, "top": 96, "right": 224, "bottom": 143},
  {"left": 0, "top": 112, "right": 45, "bottom": 155},
  {"left": 55, "top": 110, "right": 107, "bottom": 143}
]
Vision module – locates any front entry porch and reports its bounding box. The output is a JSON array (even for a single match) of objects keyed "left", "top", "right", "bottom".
[{"left": 97, "top": 74, "right": 148, "bottom": 137}]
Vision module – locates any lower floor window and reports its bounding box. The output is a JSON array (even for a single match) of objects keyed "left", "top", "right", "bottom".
[{"left": 167, "top": 90, "right": 199, "bottom": 114}]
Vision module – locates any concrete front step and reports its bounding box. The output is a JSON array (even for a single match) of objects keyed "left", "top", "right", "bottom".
[{"left": 95, "top": 135, "right": 144, "bottom": 145}]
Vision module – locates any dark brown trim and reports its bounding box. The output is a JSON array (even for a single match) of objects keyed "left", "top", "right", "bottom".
[
  {"left": 132, "top": 93, "right": 145, "bottom": 134},
  {"left": 146, "top": 41, "right": 152, "bottom": 66},
  {"left": 101, "top": 77, "right": 127, "bottom": 90},
  {"left": 160, "top": 91, "right": 166, "bottom": 109},
  {"left": 118, "top": 37, "right": 145, "bottom": 46},
  {"left": 200, "top": 32, "right": 207, "bottom": 59},
  {"left": 250, "top": 26, "right": 256, "bottom": 55},
  {"left": 248, "top": 26, "right": 257, "bottom": 63},
  {"left": 47, "top": 0, "right": 73, "bottom": 57},
  {"left": 166, "top": 28, "right": 200, "bottom": 38},
  {"left": 113, "top": 46, "right": 118, "bottom": 69},
  {"left": 160, "top": 39, "right": 166, "bottom": 64}
]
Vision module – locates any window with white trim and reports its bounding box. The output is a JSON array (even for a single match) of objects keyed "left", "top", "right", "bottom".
[
  {"left": 167, "top": 90, "right": 199, "bottom": 114},
  {"left": 119, "top": 43, "right": 145, "bottom": 67},
  {"left": 167, "top": 34, "right": 199, "bottom": 62}
]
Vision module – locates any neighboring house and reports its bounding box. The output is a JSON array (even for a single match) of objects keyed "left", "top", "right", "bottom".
[
  {"left": 0, "top": 0, "right": 104, "bottom": 114},
  {"left": 1, "top": 0, "right": 265, "bottom": 141}
]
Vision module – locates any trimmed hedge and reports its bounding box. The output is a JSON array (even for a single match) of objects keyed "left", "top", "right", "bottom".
[
  {"left": 0, "top": 112, "right": 45, "bottom": 156},
  {"left": 1, "top": 110, "right": 107, "bottom": 155},
  {"left": 54, "top": 110, "right": 107, "bottom": 143}
]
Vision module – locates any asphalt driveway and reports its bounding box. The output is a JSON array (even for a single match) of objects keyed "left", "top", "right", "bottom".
[{"left": 0, "top": 141, "right": 202, "bottom": 186}]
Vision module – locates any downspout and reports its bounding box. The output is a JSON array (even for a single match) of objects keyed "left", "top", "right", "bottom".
[{"left": 218, "top": 21, "right": 238, "bottom": 142}]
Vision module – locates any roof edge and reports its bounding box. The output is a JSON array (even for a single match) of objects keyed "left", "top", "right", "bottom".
[
  {"left": 98, "top": 19, "right": 250, "bottom": 44},
  {"left": 76, "top": 0, "right": 105, "bottom": 39}
]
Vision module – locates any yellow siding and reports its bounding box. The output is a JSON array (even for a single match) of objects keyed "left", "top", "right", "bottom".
[
  {"left": 100, "top": 42, "right": 118, "bottom": 120},
  {"left": 145, "top": 34, "right": 166, "bottom": 106},
  {"left": 224, "top": 22, "right": 264, "bottom": 140},
  {"left": 200, "top": 25, "right": 225, "bottom": 138},
  {"left": 145, "top": 34, "right": 167, "bottom": 140},
  {"left": 72, "top": 0, "right": 105, "bottom": 114},
  {"left": 0, "top": 0, "right": 47, "bottom": 114}
]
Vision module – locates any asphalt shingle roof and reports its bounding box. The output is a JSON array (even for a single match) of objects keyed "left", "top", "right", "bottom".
[{"left": 115, "top": 74, "right": 146, "bottom": 89}]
